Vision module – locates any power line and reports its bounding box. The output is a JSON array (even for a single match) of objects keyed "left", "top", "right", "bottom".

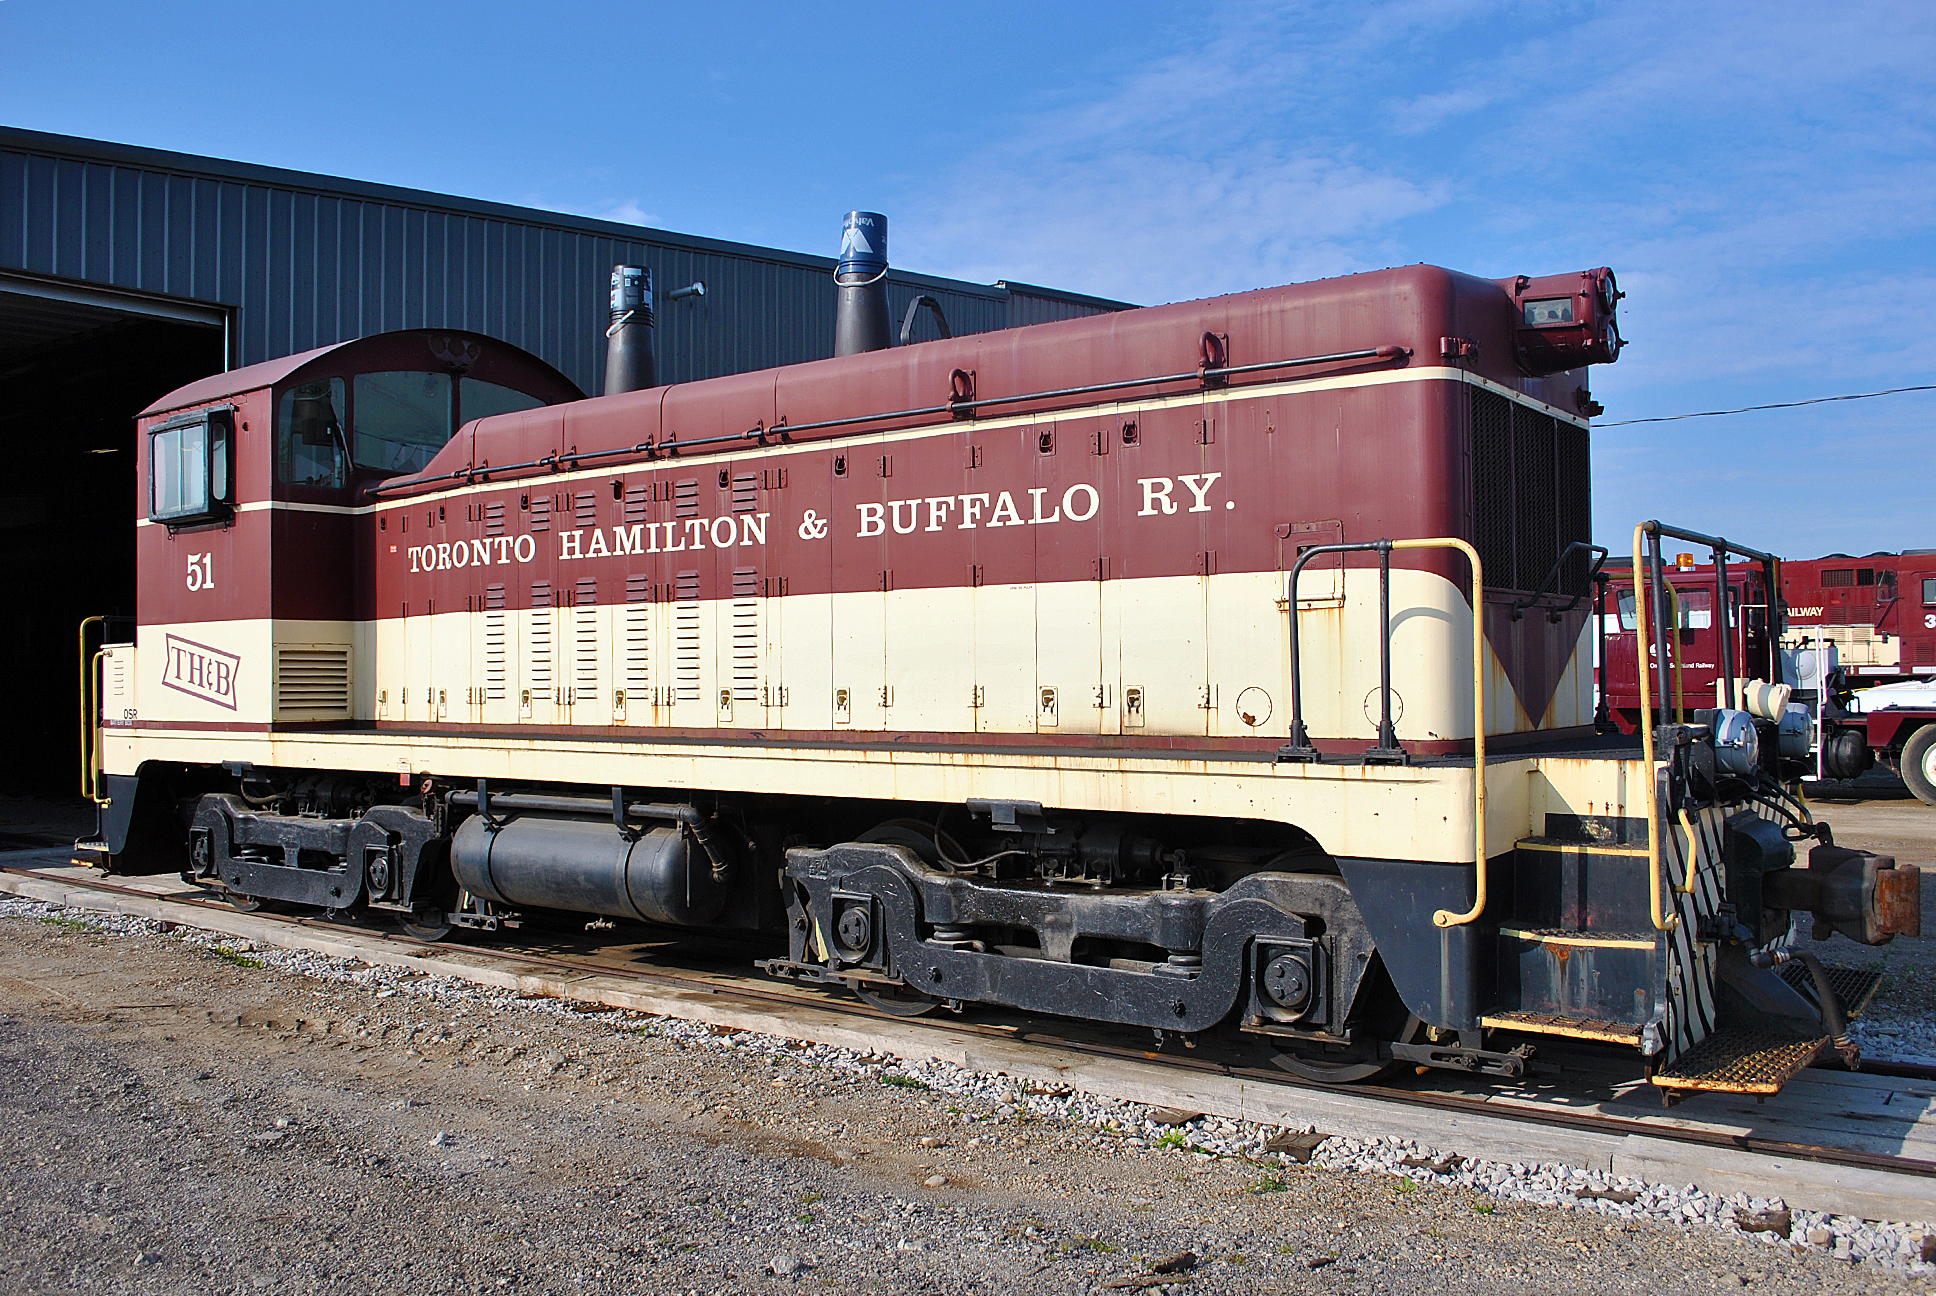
[{"left": 1598, "top": 383, "right": 1936, "bottom": 426}]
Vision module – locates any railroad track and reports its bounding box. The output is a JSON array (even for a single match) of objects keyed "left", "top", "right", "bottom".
[{"left": 7, "top": 859, "right": 1935, "bottom": 1196}]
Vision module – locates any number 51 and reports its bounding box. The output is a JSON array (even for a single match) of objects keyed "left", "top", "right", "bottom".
[{"left": 185, "top": 552, "right": 215, "bottom": 591}]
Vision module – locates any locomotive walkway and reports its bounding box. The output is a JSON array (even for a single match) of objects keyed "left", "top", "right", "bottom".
[{"left": 4, "top": 849, "right": 1933, "bottom": 1225}]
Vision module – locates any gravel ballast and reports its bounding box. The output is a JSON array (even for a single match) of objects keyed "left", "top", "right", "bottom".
[{"left": 3, "top": 894, "right": 1934, "bottom": 1293}]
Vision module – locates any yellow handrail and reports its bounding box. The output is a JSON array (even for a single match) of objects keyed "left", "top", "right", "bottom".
[
  {"left": 78, "top": 616, "right": 104, "bottom": 803},
  {"left": 1631, "top": 523, "right": 1681, "bottom": 932},
  {"left": 1371, "top": 537, "right": 1489, "bottom": 930}
]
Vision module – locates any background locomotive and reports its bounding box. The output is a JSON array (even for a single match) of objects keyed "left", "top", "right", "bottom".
[{"left": 81, "top": 223, "right": 1919, "bottom": 1096}]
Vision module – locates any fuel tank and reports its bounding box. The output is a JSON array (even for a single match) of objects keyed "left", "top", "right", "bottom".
[{"left": 450, "top": 814, "right": 728, "bottom": 926}]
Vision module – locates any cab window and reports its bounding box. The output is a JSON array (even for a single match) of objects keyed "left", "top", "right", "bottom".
[
  {"left": 1924, "top": 577, "right": 1936, "bottom": 605},
  {"left": 149, "top": 409, "right": 234, "bottom": 522},
  {"left": 354, "top": 371, "right": 453, "bottom": 476},
  {"left": 277, "top": 379, "right": 347, "bottom": 489},
  {"left": 461, "top": 377, "right": 546, "bottom": 423},
  {"left": 1615, "top": 587, "right": 1713, "bottom": 631}
]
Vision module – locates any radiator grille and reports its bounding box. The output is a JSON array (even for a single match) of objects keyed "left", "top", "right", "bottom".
[
  {"left": 276, "top": 647, "right": 350, "bottom": 715},
  {"left": 1470, "top": 387, "right": 1592, "bottom": 593}
]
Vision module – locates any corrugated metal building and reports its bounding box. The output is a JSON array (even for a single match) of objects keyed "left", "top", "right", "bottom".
[
  {"left": 0, "top": 125, "right": 1126, "bottom": 389},
  {"left": 0, "top": 126, "right": 1129, "bottom": 793}
]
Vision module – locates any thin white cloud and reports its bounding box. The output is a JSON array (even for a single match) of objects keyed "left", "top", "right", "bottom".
[{"left": 584, "top": 200, "right": 658, "bottom": 228}]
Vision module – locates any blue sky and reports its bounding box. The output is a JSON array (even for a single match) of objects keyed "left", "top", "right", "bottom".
[{"left": 3, "top": 0, "right": 1932, "bottom": 556}]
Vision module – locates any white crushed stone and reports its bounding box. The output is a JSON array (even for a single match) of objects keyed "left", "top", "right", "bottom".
[{"left": 5, "top": 892, "right": 1934, "bottom": 1273}]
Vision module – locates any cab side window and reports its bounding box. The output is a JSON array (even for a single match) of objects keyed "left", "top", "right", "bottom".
[{"left": 278, "top": 378, "right": 348, "bottom": 489}]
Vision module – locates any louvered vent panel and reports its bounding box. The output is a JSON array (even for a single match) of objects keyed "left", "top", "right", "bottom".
[
  {"left": 528, "top": 495, "right": 551, "bottom": 532},
  {"left": 1470, "top": 387, "right": 1514, "bottom": 590},
  {"left": 485, "top": 582, "right": 507, "bottom": 611},
  {"left": 674, "top": 479, "right": 700, "bottom": 519},
  {"left": 574, "top": 578, "right": 599, "bottom": 694},
  {"left": 529, "top": 583, "right": 553, "bottom": 689},
  {"left": 623, "top": 484, "right": 651, "bottom": 524},
  {"left": 623, "top": 605, "right": 651, "bottom": 693},
  {"left": 674, "top": 569, "right": 701, "bottom": 701},
  {"left": 276, "top": 647, "right": 351, "bottom": 715},
  {"left": 484, "top": 501, "right": 506, "bottom": 536},
  {"left": 574, "top": 491, "right": 597, "bottom": 528},
  {"left": 731, "top": 473, "right": 760, "bottom": 514},
  {"left": 485, "top": 612, "right": 507, "bottom": 701},
  {"left": 731, "top": 567, "right": 760, "bottom": 701}
]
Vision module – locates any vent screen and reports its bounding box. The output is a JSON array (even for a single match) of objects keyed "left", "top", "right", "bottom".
[
  {"left": 276, "top": 647, "right": 351, "bottom": 716},
  {"left": 1469, "top": 387, "right": 1591, "bottom": 593}
]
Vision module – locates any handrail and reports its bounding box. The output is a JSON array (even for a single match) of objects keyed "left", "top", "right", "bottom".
[
  {"left": 89, "top": 648, "right": 110, "bottom": 803},
  {"left": 78, "top": 616, "right": 103, "bottom": 802},
  {"left": 1403, "top": 539, "right": 1490, "bottom": 929},
  {"left": 1663, "top": 581, "right": 1686, "bottom": 722},
  {"left": 1631, "top": 522, "right": 1682, "bottom": 932},
  {"left": 1509, "top": 540, "right": 1608, "bottom": 621},
  {"left": 1272, "top": 537, "right": 1487, "bottom": 926},
  {"left": 367, "top": 343, "right": 1411, "bottom": 499}
]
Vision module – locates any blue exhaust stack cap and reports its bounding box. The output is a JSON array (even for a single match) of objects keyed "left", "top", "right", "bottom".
[{"left": 836, "top": 211, "right": 888, "bottom": 279}]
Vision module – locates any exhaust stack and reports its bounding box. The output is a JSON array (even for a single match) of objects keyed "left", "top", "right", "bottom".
[
  {"left": 603, "top": 264, "right": 657, "bottom": 395},
  {"left": 834, "top": 211, "right": 890, "bottom": 356}
]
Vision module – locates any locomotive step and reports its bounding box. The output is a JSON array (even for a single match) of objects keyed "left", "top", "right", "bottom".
[
  {"left": 1650, "top": 1028, "right": 1828, "bottom": 1097},
  {"left": 1510, "top": 837, "right": 1663, "bottom": 935},
  {"left": 1775, "top": 961, "right": 1884, "bottom": 1020},
  {"left": 1479, "top": 1010, "right": 1646, "bottom": 1046}
]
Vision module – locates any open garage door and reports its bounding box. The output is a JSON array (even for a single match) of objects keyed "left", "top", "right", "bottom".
[{"left": 0, "top": 271, "right": 228, "bottom": 798}]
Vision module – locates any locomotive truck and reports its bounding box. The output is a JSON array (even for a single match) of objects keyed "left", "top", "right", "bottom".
[{"left": 79, "top": 228, "right": 1920, "bottom": 1099}]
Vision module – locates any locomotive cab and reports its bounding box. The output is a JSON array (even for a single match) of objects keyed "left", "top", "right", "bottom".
[{"left": 88, "top": 331, "right": 580, "bottom": 864}]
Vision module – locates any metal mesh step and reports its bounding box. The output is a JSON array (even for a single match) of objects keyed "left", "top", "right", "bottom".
[
  {"left": 1481, "top": 1011, "right": 1644, "bottom": 1045},
  {"left": 1776, "top": 961, "right": 1884, "bottom": 1019},
  {"left": 1651, "top": 1029, "right": 1825, "bottom": 1094}
]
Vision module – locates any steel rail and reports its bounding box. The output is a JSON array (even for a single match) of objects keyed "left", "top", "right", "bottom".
[{"left": 11, "top": 862, "right": 1933, "bottom": 1184}]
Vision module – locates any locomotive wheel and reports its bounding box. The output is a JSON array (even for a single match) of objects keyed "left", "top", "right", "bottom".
[
  {"left": 1903, "top": 726, "right": 1936, "bottom": 808},
  {"left": 397, "top": 907, "right": 454, "bottom": 942},
  {"left": 853, "top": 981, "right": 942, "bottom": 1018},
  {"left": 855, "top": 818, "right": 969, "bottom": 871},
  {"left": 1270, "top": 995, "right": 1422, "bottom": 1085},
  {"left": 1270, "top": 1042, "right": 1397, "bottom": 1085}
]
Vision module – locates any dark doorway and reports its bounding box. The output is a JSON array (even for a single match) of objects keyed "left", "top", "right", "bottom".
[{"left": 0, "top": 291, "right": 226, "bottom": 797}]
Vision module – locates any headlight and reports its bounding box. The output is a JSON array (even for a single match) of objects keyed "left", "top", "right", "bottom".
[{"left": 1712, "top": 709, "right": 1760, "bottom": 777}]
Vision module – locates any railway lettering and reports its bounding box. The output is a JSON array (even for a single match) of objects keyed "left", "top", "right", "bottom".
[
  {"left": 561, "top": 514, "right": 770, "bottom": 560},
  {"left": 855, "top": 485, "right": 1100, "bottom": 537},
  {"left": 408, "top": 535, "right": 539, "bottom": 571},
  {"left": 161, "top": 633, "right": 239, "bottom": 711}
]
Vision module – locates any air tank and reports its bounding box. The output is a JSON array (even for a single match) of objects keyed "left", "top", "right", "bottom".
[
  {"left": 603, "top": 264, "right": 657, "bottom": 395},
  {"left": 450, "top": 814, "right": 728, "bottom": 926},
  {"left": 834, "top": 211, "right": 891, "bottom": 356}
]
